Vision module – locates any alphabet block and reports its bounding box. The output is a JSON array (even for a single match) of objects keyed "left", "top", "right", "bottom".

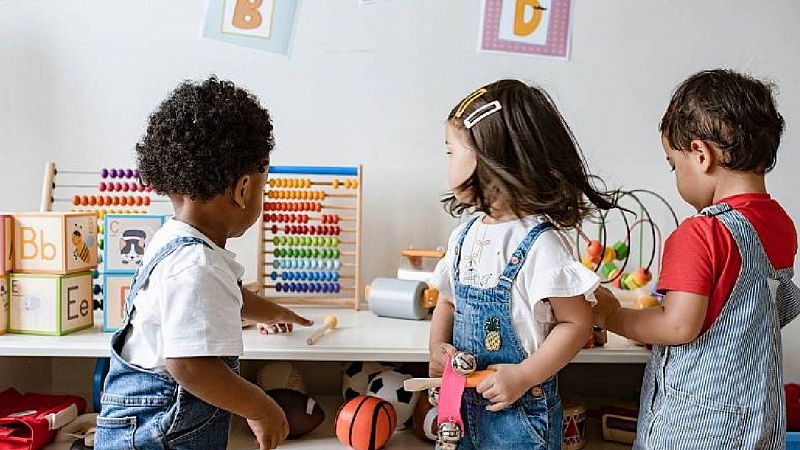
[
  {"left": 0, "top": 276, "right": 8, "bottom": 335},
  {"left": 13, "top": 212, "right": 98, "bottom": 274},
  {"left": 9, "top": 272, "right": 94, "bottom": 335},
  {"left": 103, "top": 214, "right": 165, "bottom": 274},
  {"left": 0, "top": 215, "right": 12, "bottom": 275},
  {"left": 103, "top": 273, "right": 132, "bottom": 332}
]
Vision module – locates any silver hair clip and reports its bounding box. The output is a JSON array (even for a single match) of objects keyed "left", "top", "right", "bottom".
[{"left": 463, "top": 101, "right": 502, "bottom": 129}]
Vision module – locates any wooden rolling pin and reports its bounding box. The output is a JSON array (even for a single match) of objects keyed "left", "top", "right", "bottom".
[{"left": 403, "top": 369, "right": 495, "bottom": 392}]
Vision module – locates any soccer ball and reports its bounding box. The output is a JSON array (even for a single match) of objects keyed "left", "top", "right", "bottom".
[
  {"left": 367, "top": 369, "right": 419, "bottom": 429},
  {"left": 342, "top": 362, "right": 394, "bottom": 401}
]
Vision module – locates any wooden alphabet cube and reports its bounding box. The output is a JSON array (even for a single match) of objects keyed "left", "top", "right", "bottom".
[
  {"left": 0, "top": 275, "right": 8, "bottom": 335},
  {"left": 103, "top": 273, "right": 133, "bottom": 332},
  {"left": 0, "top": 215, "right": 12, "bottom": 275},
  {"left": 9, "top": 272, "right": 94, "bottom": 335},
  {"left": 103, "top": 214, "right": 164, "bottom": 274},
  {"left": 13, "top": 212, "right": 98, "bottom": 274}
]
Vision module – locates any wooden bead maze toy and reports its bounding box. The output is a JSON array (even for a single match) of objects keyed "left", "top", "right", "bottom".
[{"left": 258, "top": 166, "right": 363, "bottom": 309}]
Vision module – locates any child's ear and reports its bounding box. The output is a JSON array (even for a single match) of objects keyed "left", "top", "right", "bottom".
[
  {"left": 231, "top": 174, "right": 251, "bottom": 209},
  {"left": 689, "top": 139, "right": 716, "bottom": 174}
]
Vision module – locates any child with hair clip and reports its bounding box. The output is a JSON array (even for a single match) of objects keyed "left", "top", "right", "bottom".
[{"left": 427, "top": 79, "right": 616, "bottom": 449}]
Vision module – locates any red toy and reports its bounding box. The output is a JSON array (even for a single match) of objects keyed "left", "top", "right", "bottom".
[
  {"left": 0, "top": 388, "right": 86, "bottom": 450},
  {"left": 787, "top": 383, "right": 800, "bottom": 431}
]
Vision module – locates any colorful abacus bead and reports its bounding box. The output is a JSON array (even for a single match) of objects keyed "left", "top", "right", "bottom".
[
  {"left": 602, "top": 247, "right": 616, "bottom": 264},
  {"left": 101, "top": 168, "right": 109, "bottom": 178}
]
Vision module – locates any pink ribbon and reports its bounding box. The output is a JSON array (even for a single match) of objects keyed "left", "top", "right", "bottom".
[{"left": 437, "top": 355, "right": 466, "bottom": 436}]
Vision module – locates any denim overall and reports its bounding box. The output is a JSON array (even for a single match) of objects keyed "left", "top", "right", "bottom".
[
  {"left": 452, "top": 217, "right": 564, "bottom": 450},
  {"left": 96, "top": 237, "right": 240, "bottom": 450},
  {"left": 635, "top": 204, "right": 800, "bottom": 450}
]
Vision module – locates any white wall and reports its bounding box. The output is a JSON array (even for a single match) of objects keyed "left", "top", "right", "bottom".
[{"left": 1, "top": 0, "right": 798, "bottom": 379}]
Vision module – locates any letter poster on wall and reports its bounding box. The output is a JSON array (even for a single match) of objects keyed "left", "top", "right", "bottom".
[
  {"left": 479, "top": 0, "right": 572, "bottom": 59},
  {"left": 203, "top": 0, "right": 302, "bottom": 56}
]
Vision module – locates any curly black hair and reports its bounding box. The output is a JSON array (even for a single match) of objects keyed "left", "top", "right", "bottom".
[
  {"left": 660, "top": 69, "right": 784, "bottom": 174},
  {"left": 443, "top": 79, "right": 616, "bottom": 228},
  {"left": 136, "top": 76, "right": 274, "bottom": 200}
]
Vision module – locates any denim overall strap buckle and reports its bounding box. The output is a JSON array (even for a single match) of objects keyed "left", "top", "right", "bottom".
[
  {"left": 122, "top": 236, "right": 211, "bottom": 325},
  {"left": 497, "top": 221, "right": 555, "bottom": 290}
]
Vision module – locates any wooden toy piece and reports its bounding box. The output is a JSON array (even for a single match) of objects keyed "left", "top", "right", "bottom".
[
  {"left": 305, "top": 314, "right": 337, "bottom": 345},
  {"left": 103, "top": 273, "right": 132, "bottom": 332},
  {"left": 402, "top": 369, "right": 496, "bottom": 392},
  {"left": 602, "top": 413, "right": 637, "bottom": 444},
  {"left": 0, "top": 215, "right": 12, "bottom": 275},
  {"left": 634, "top": 294, "right": 661, "bottom": 310},
  {"left": 367, "top": 278, "right": 439, "bottom": 320},
  {"left": 13, "top": 212, "right": 98, "bottom": 275},
  {"left": 9, "top": 272, "right": 94, "bottom": 335},
  {"left": 335, "top": 395, "right": 397, "bottom": 450},
  {"left": 401, "top": 248, "right": 445, "bottom": 270},
  {"left": 0, "top": 275, "right": 8, "bottom": 335},
  {"left": 103, "top": 214, "right": 165, "bottom": 274}
]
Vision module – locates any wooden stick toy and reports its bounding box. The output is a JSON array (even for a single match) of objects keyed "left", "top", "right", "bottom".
[
  {"left": 306, "top": 315, "right": 338, "bottom": 345},
  {"left": 403, "top": 369, "right": 495, "bottom": 392}
]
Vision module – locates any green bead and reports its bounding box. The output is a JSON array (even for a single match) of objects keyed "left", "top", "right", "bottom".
[
  {"left": 332, "top": 237, "right": 339, "bottom": 247},
  {"left": 334, "top": 249, "right": 340, "bottom": 259},
  {"left": 613, "top": 241, "right": 629, "bottom": 260},
  {"left": 600, "top": 263, "right": 617, "bottom": 279},
  {"left": 305, "top": 237, "right": 312, "bottom": 246}
]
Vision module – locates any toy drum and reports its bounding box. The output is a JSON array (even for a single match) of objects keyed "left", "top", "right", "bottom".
[{"left": 563, "top": 404, "right": 587, "bottom": 450}]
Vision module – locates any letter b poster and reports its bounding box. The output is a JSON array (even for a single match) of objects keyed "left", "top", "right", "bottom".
[{"left": 203, "top": 0, "right": 302, "bottom": 56}]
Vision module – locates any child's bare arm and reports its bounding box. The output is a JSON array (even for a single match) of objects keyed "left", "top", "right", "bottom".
[
  {"left": 428, "top": 295, "right": 456, "bottom": 377},
  {"left": 477, "top": 295, "right": 592, "bottom": 411},
  {"left": 165, "top": 357, "right": 288, "bottom": 449},
  {"left": 596, "top": 287, "right": 707, "bottom": 345},
  {"left": 241, "top": 287, "right": 313, "bottom": 332}
]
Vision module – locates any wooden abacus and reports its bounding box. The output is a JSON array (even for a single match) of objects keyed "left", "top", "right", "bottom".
[
  {"left": 40, "top": 161, "right": 169, "bottom": 215},
  {"left": 257, "top": 166, "right": 363, "bottom": 309}
]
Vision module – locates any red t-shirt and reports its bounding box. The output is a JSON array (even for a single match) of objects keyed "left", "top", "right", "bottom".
[{"left": 657, "top": 193, "right": 797, "bottom": 334}]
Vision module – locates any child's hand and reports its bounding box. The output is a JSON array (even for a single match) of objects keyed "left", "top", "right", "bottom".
[
  {"left": 592, "top": 285, "right": 621, "bottom": 329},
  {"left": 257, "top": 303, "right": 314, "bottom": 334},
  {"left": 429, "top": 342, "right": 457, "bottom": 377},
  {"left": 476, "top": 363, "right": 531, "bottom": 412},
  {"left": 247, "top": 396, "right": 290, "bottom": 450}
]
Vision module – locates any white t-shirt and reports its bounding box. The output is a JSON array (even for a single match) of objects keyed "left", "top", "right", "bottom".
[
  {"left": 429, "top": 215, "right": 599, "bottom": 355},
  {"left": 121, "top": 219, "right": 245, "bottom": 371}
]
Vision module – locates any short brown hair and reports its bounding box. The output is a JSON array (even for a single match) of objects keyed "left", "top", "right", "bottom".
[
  {"left": 443, "top": 79, "right": 615, "bottom": 228},
  {"left": 660, "top": 69, "right": 784, "bottom": 173}
]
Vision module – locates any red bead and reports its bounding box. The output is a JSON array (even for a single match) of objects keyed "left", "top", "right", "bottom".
[
  {"left": 284, "top": 225, "right": 291, "bottom": 234},
  {"left": 271, "top": 224, "right": 278, "bottom": 234},
  {"left": 130, "top": 183, "right": 139, "bottom": 192},
  {"left": 114, "top": 182, "right": 123, "bottom": 192},
  {"left": 333, "top": 215, "right": 339, "bottom": 224},
  {"left": 98, "top": 182, "right": 106, "bottom": 192},
  {"left": 334, "top": 226, "right": 341, "bottom": 235},
  {"left": 309, "top": 226, "right": 316, "bottom": 235},
  {"left": 122, "top": 183, "right": 129, "bottom": 192},
  {"left": 143, "top": 196, "right": 151, "bottom": 206}
]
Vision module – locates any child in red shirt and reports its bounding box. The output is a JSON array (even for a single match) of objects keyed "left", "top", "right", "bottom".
[{"left": 594, "top": 69, "right": 800, "bottom": 450}]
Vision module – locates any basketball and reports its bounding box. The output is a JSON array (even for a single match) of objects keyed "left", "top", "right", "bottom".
[{"left": 335, "top": 395, "right": 397, "bottom": 450}]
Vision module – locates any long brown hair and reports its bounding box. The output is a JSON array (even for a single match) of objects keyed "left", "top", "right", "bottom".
[{"left": 443, "top": 79, "right": 615, "bottom": 228}]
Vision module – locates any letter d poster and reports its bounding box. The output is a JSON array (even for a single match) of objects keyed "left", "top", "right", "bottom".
[
  {"left": 479, "top": 0, "right": 572, "bottom": 59},
  {"left": 203, "top": 0, "right": 302, "bottom": 56}
]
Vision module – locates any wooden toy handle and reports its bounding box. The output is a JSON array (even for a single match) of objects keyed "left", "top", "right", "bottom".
[
  {"left": 40, "top": 161, "right": 56, "bottom": 212},
  {"left": 403, "top": 369, "right": 495, "bottom": 392},
  {"left": 306, "top": 327, "right": 328, "bottom": 345},
  {"left": 422, "top": 287, "right": 439, "bottom": 309}
]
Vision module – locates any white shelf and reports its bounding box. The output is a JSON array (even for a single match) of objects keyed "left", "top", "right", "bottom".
[
  {"left": 226, "top": 396, "right": 632, "bottom": 450},
  {"left": 0, "top": 307, "right": 649, "bottom": 363}
]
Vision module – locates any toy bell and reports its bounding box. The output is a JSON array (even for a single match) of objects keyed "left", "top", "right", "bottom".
[
  {"left": 451, "top": 351, "right": 477, "bottom": 376},
  {"left": 428, "top": 387, "right": 440, "bottom": 407},
  {"left": 436, "top": 421, "right": 461, "bottom": 450}
]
